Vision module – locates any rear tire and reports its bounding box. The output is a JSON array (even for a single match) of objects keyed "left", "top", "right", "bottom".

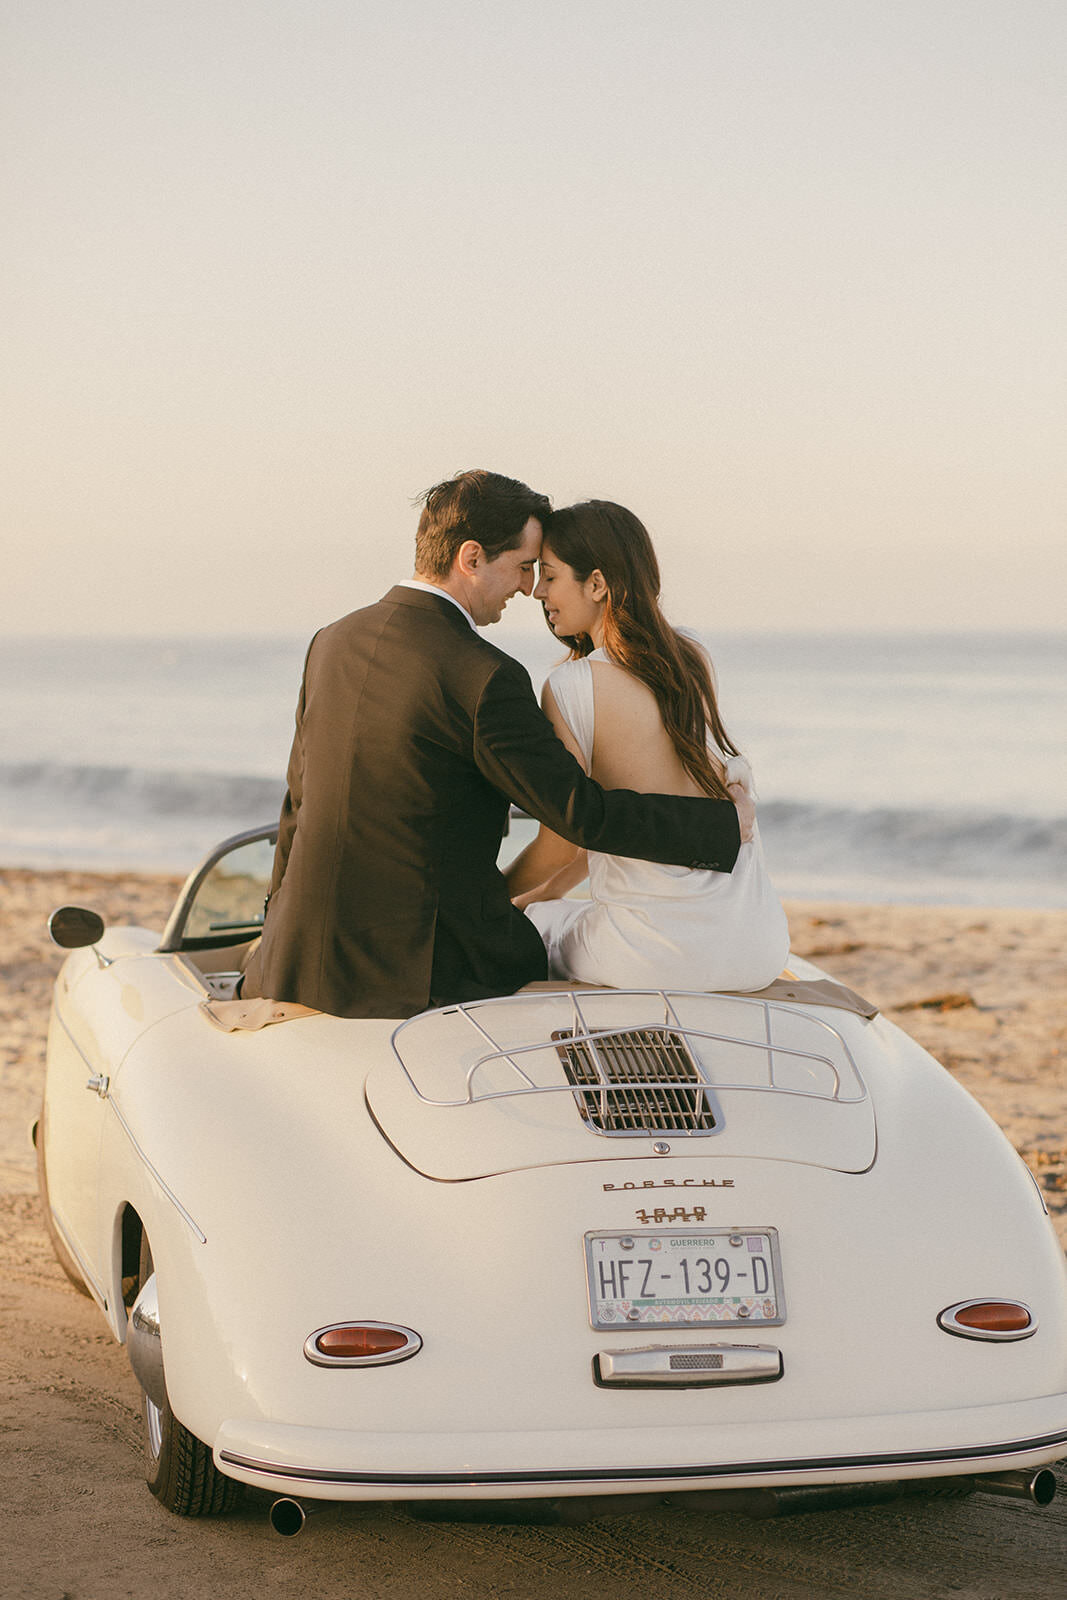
[
  {"left": 138, "top": 1234, "right": 239, "bottom": 1516},
  {"left": 34, "top": 1107, "right": 90, "bottom": 1296}
]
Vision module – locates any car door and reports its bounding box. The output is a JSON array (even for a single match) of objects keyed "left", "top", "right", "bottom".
[{"left": 44, "top": 960, "right": 127, "bottom": 1301}]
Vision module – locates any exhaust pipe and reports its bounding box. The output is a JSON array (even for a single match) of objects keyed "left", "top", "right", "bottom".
[
  {"left": 674, "top": 1470, "right": 1058, "bottom": 1519},
  {"left": 270, "top": 1498, "right": 309, "bottom": 1536},
  {"left": 973, "top": 1469, "right": 1057, "bottom": 1506},
  {"left": 270, "top": 1497, "right": 335, "bottom": 1536}
]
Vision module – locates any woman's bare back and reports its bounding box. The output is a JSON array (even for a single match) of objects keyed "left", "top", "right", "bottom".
[{"left": 588, "top": 659, "right": 721, "bottom": 797}]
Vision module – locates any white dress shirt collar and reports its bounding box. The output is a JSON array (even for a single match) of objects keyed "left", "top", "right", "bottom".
[{"left": 397, "top": 579, "right": 478, "bottom": 630}]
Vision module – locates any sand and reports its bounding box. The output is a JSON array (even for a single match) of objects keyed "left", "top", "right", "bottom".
[{"left": 2, "top": 867, "right": 1065, "bottom": 1599}]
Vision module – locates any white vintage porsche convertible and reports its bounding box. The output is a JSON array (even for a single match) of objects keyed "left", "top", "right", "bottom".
[{"left": 37, "top": 825, "right": 1067, "bottom": 1529}]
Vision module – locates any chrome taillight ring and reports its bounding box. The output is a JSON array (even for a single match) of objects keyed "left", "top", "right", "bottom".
[
  {"left": 303, "top": 1321, "right": 423, "bottom": 1367},
  {"left": 937, "top": 1299, "right": 1036, "bottom": 1341}
]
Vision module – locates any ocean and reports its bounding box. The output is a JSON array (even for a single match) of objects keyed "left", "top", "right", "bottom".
[{"left": 1, "top": 630, "right": 1063, "bottom": 908}]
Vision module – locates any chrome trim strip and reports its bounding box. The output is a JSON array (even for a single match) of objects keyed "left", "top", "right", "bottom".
[
  {"left": 938, "top": 1300, "right": 1037, "bottom": 1342},
  {"left": 107, "top": 1097, "right": 207, "bottom": 1244},
  {"left": 218, "top": 1426, "right": 1067, "bottom": 1488},
  {"left": 304, "top": 1322, "right": 423, "bottom": 1367},
  {"left": 49, "top": 1207, "right": 108, "bottom": 1309}
]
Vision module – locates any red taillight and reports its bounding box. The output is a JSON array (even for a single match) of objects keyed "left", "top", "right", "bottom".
[
  {"left": 938, "top": 1300, "right": 1035, "bottom": 1341},
  {"left": 317, "top": 1326, "right": 408, "bottom": 1358},
  {"left": 303, "top": 1322, "right": 422, "bottom": 1366},
  {"left": 956, "top": 1302, "right": 1031, "bottom": 1332}
]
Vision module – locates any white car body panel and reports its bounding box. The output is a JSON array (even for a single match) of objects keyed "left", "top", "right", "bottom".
[{"left": 42, "top": 908, "right": 1067, "bottom": 1505}]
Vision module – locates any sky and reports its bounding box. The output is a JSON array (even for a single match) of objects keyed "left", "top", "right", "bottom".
[{"left": 3, "top": 0, "right": 1065, "bottom": 637}]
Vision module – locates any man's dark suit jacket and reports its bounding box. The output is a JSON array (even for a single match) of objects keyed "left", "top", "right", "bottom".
[{"left": 242, "top": 586, "right": 742, "bottom": 1018}]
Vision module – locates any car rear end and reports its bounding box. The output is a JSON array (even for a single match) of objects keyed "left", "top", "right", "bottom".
[{"left": 176, "top": 988, "right": 1067, "bottom": 1507}]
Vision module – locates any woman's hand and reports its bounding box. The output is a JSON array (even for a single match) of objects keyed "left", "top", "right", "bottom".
[
  {"left": 511, "top": 887, "right": 542, "bottom": 912},
  {"left": 512, "top": 850, "right": 589, "bottom": 910}
]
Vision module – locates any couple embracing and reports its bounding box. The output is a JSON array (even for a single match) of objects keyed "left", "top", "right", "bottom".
[{"left": 242, "top": 470, "right": 788, "bottom": 1019}]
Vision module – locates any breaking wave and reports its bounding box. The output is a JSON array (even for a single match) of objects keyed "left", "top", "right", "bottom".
[
  {"left": 758, "top": 800, "right": 1067, "bottom": 884},
  {"left": 1, "top": 760, "right": 1063, "bottom": 905},
  {"left": 0, "top": 761, "right": 285, "bottom": 822}
]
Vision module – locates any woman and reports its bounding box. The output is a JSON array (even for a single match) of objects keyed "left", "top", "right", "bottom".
[{"left": 505, "top": 500, "right": 788, "bottom": 991}]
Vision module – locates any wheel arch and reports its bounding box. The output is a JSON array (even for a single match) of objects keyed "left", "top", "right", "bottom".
[{"left": 107, "top": 1201, "right": 146, "bottom": 1341}]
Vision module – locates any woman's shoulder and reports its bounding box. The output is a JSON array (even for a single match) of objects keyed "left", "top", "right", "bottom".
[
  {"left": 546, "top": 653, "right": 592, "bottom": 680},
  {"left": 541, "top": 656, "right": 595, "bottom": 764},
  {"left": 544, "top": 655, "right": 593, "bottom": 700},
  {"left": 564, "top": 652, "right": 656, "bottom": 716},
  {"left": 586, "top": 652, "right": 660, "bottom": 712}
]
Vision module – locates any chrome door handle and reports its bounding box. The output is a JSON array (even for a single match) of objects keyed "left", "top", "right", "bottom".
[{"left": 85, "top": 1073, "right": 109, "bottom": 1098}]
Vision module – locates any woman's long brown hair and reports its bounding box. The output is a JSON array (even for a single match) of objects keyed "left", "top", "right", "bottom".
[{"left": 541, "top": 501, "right": 739, "bottom": 800}]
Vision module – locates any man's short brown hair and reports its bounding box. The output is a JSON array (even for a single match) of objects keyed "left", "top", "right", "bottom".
[{"left": 415, "top": 470, "right": 551, "bottom": 578}]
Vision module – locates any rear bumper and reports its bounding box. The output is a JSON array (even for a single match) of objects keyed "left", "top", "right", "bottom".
[{"left": 215, "top": 1395, "right": 1067, "bottom": 1501}]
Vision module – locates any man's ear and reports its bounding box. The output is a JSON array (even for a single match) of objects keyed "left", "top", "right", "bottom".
[{"left": 455, "top": 539, "right": 484, "bottom": 578}]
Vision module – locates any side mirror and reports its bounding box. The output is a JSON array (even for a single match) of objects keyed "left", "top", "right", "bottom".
[{"left": 48, "top": 906, "right": 106, "bottom": 949}]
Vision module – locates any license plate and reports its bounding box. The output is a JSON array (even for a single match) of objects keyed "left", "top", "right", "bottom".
[{"left": 585, "top": 1229, "right": 784, "bottom": 1330}]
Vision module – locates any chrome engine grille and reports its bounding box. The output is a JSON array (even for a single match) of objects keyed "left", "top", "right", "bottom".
[{"left": 552, "top": 1027, "right": 716, "bottom": 1135}]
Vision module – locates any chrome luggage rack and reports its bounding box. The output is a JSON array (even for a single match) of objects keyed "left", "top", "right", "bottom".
[{"left": 390, "top": 989, "right": 868, "bottom": 1137}]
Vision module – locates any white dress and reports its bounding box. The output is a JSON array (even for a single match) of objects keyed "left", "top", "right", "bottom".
[{"left": 525, "top": 650, "right": 790, "bottom": 992}]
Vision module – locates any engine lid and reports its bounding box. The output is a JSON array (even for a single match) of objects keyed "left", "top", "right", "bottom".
[{"left": 365, "top": 989, "right": 877, "bottom": 1180}]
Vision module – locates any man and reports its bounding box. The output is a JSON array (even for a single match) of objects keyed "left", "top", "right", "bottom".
[{"left": 242, "top": 470, "right": 751, "bottom": 1018}]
